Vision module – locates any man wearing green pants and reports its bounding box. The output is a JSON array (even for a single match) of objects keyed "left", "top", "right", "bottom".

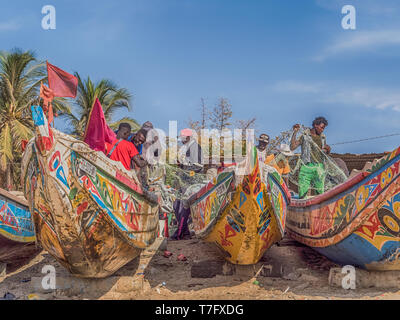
[{"left": 290, "top": 117, "right": 331, "bottom": 199}]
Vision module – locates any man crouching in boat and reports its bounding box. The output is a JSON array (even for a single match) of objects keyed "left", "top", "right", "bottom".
[
  {"left": 105, "top": 123, "right": 157, "bottom": 201},
  {"left": 290, "top": 117, "right": 331, "bottom": 199},
  {"left": 105, "top": 123, "right": 143, "bottom": 170}
]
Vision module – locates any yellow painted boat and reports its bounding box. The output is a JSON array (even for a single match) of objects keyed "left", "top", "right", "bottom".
[
  {"left": 21, "top": 106, "right": 159, "bottom": 278},
  {"left": 188, "top": 147, "right": 291, "bottom": 265}
]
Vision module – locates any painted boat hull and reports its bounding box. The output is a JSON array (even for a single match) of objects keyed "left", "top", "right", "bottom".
[
  {"left": 287, "top": 147, "right": 400, "bottom": 271},
  {"left": 0, "top": 189, "right": 39, "bottom": 265},
  {"left": 22, "top": 107, "right": 160, "bottom": 278},
  {"left": 189, "top": 148, "right": 290, "bottom": 265}
]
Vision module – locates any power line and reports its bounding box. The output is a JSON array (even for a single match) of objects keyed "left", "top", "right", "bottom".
[{"left": 332, "top": 133, "right": 400, "bottom": 146}]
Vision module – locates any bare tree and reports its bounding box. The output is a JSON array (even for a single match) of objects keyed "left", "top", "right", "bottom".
[
  {"left": 209, "top": 97, "right": 233, "bottom": 130},
  {"left": 236, "top": 117, "right": 256, "bottom": 130},
  {"left": 187, "top": 118, "right": 201, "bottom": 131},
  {"left": 200, "top": 98, "right": 208, "bottom": 129},
  {"left": 187, "top": 97, "right": 209, "bottom": 131}
]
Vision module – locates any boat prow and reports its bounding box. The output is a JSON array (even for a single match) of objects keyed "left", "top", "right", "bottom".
[{"left": 189, "top": 147, "right": 291, "bottom": 265}]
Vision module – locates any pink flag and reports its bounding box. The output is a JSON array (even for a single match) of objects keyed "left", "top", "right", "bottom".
[{"left": 83, "top": 98, "right": 116, "bottom": 152}]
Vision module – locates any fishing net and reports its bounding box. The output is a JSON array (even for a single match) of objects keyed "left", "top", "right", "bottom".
[
  {"left": 148, "top": 163, "right": 208, "bottom": 213},
  {"left": 147, "top": 162, "right": 209, "bottom": 237},
  {"left": 147, "top": 131, "right": 256, "bottom": 205},
  {"left": 263, "top": 125, "right": 348, "bottom": 199}
]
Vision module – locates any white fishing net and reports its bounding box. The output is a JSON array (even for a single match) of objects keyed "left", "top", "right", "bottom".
[{"left": 262, "top": 126, "right": 348, "bottom": 199}]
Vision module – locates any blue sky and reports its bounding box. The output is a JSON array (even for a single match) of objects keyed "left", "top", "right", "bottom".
[{"left": 1, "top": 0, "right": 400, "bottom": 153}]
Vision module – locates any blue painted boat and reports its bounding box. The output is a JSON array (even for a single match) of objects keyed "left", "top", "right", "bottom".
[
  {"left": 0, "top": 188, "right": 39, "bottom": 268},
  {"left": 286, "top": 146, "right": 400, "bottom": 271}
]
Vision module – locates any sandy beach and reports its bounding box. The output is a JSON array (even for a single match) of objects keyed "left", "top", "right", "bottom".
[{"left": 0, "top": 236, "right": 399, "bottom": 300}]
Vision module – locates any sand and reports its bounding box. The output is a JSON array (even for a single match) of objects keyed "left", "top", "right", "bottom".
[{"left": 0, "top": 237, "right": 399, "bottom": 300}]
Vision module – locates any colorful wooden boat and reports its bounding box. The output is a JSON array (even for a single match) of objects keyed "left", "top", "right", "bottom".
[
  {"left": 188, "top": 147, "right": 291, "bottom": 265},
  {"left": 21, "top": 106, "right": 160, "bottom": 278},
  {"left": 0, "top": 188, "right": 39, "bottom": 267},
  {"left": 287, "top": 146, "right": 400, "bottom": 271}
]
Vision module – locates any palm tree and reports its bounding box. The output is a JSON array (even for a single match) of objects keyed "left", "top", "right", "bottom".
[
  {"left": 0, "top": 49, "right": 70, "bottom": 190},
  {"left": 64, "top": 73, "right": 140, "bottom": 137}
]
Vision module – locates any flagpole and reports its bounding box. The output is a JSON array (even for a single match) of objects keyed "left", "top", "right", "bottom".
[{"left": 45, "top": 60, "right": 55, "bottom": 128}]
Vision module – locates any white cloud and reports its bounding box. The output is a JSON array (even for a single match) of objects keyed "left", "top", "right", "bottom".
[
  {"left": 323, "top": 87, "right": 400, "bottom": 111},
  {"left": 272, "top": 80, "right": 400, "bottom": 112},
  {"left": 314, "top": 30, "right": 400, "bottom": 61}
]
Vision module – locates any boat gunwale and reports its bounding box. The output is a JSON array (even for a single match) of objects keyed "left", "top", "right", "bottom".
[
  {"left": 189, "top": 171, "right": 235, "bottom": 205},
  {"left": 287, "top": 168, "right": 400, "bottom": 241},
  {"left": 266, "top": 172, "right": 290, "bottom": 236},
  {"left": 47, "top": 129, "right": 159, "bottom": 206},
  {"left": 0, "top": 188, "right": 29, "bottom": 208},
  {"left": 267, "top": 171, "right": 291, "bottom": 206},
  {"left": 290, "top": 149, "right": 400, "bottom": 210},
  {"left": 189, "top": 171, "right": 235, "bottom": 239}
]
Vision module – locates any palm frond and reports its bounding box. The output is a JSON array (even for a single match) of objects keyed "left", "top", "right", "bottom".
[
  {"left": 0, "top": 123, "right": 13, "bottom": 170},
  {"left": 109, "top": 117, "right": 141, "bottom": 132},
  {"left": 71, "top": 72, "right": 135, "bottom": 138}
]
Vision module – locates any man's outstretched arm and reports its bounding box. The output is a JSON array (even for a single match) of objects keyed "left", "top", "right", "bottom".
[{"left": 290, "top": 124, "right": 302, "bottom": 151}]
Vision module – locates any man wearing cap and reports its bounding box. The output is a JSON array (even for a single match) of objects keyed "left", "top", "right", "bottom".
[
  {"left": 256, "top": 134, "right": 270, "bottom": 164},
  {"left": 177, "top": 128, "right": 203, "bottom": 173},
  {"left": 170, "top": 128, "right": 204, "bottom": 240}
]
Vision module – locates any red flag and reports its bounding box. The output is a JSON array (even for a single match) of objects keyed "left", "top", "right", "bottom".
[
  {"left": 83, "top": 98, "right": 116, "bottom": 152},
  {"left": 47, "top": 61, "right": 78, "bottom": 98}
]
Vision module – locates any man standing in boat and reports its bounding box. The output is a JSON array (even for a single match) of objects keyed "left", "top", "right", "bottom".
[
  {"left": 290, "top": 117, "right": 331, "bottom": 199},
  {"left": 256, "top": 133, "right": 270, "bottom": 164},
  {"left": 171, "top": 128, "right": 204, "bottom": 240}
]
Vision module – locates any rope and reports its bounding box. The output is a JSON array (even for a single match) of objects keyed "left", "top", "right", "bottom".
[
  {"left": 331, "top": 133, "right": 400, "bottom": 146},
  {"left": 57, "top": 137, "right": 97, "bottom": 155}
]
